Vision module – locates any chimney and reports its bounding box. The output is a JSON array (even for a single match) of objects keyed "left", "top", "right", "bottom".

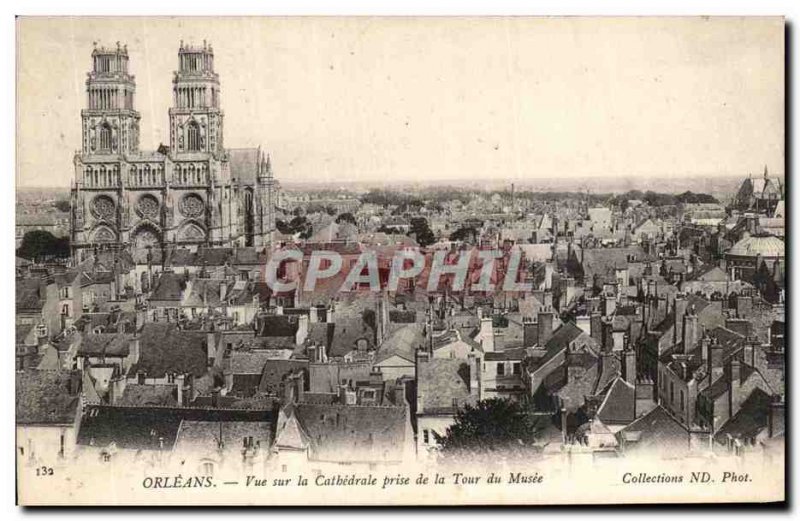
[
  {"left": 206, "top": 331, "right": 216, "bottom": 365},
  {"left": 392, "top": 381, "right": 407, "bottom": 406},
  {"left": 590, "top": 313, "right": 602, "bottom": 346},
  {"left": 67, "top": 371, "right": 81, "bottom": 395},
  {"left": 283, "top": 378, "right": 296, "bottom": 404},
  {"left": 295, "top": 371, "right": 305, "bottom": 403},
  {"left": 725, "top": 318, "right": 752, "bottom": 338},
  {"left": 602, "top": 319, "right": 614, "bottom": 354},
  {"left": 708, "top": 338, "right": 724, "bottom": 382},
  {"left": 542, "top": 291, "right": 553, "bottom": 310},
  {"left": 309, "top": 305, "right": 320, "bottom": 323},
  {"left": 467, "top": 353, "right": 482, "bottom": 396},
  {"left": 736, "top": 296, "right": 752, "bottom": 320},
  {"left": 479, "top": 317, "right": 495, "bottom": 353},
  {"left": 537, "top": 310, "right": 554, "bottom": 347},
  {"left": 523, "top": 319, "right": 538, "bottom": 347},
  {"left": 743, "top": 337, "right": 757, "bottom": 367},
  {"left": 296, "top": 315, "right": 309, "bottom": 345},
  {"left": 700, "top": 334, "right": 711, "bottom": 363},
  {"left": 129, "top": 337, "right": 140, "bottom": 366},
  {"left": 673, "top": 295, "right": 688, "bottom": 343},
  {"left": 176, "top": 374, "right": 185, "bottom": 406},
  {"left": 656, "top": 296, "right": 667, "bottom": 321},
  {"left": 623, "top": 348, "right": 636, "bottom": 385},
  {"left": 682, "top": 312, "right": 698, "bottom": 353},
  {"left": 560, "top": 407, "right": 568, "bottom": 445},
  {"left": 730, "top": 359, "right": 743, "bottom": 415},
  {"left": 768, "top": 395, "right": 785, "bottom": 438}
]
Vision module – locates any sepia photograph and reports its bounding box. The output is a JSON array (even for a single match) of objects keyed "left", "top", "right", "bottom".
[{"left": 13, "top": 15, "right": 786, "bottom": 506}]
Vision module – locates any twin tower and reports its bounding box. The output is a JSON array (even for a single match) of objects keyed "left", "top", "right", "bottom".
[{"left": 70, "top": 41, "right": 278, "bottom": 259}]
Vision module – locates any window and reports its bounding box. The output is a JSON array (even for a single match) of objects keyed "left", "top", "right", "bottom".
[
  {"left": 61, "top": 304, "right": 70, "bottom": 317},
  {"left": 669, "top": 381, "right": 674, "bottom": 403},
  {"left": 201, "top": 462, "right": 214, "bottom": 476},
  {"left": 496, "top": 363, "right": 505, "bottom": 376},
  {"left": 99, "top": 123, "right": 112, "bottom": 152},
  {"left": 513, "top": 362, "right": 521, "bottom": 375},
  {"left": 187, "top": 121, "right": 201, "bottom": 152},
  {"left": 680, "top": 390, "right": 685, "bottom": 412},
  {"left": 423, "top": 429, "right": 429, "bottom": 444}
]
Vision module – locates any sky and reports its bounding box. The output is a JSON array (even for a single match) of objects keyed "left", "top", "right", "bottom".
[{"left": 16, "top": 16, "right": 784, "bottom": 188}]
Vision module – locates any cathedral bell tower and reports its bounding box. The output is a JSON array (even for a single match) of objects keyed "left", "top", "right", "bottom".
[
  {"left": 254, "top": 152, "right": 278, "bottom": 249},
  {"left": 169, "top": 41, "right": 224, "bottom": 158},
  {"left": 81, "top": 42, "right": 140, "bottom": 156}
]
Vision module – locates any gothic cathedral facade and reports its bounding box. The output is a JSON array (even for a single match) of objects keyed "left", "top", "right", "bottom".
[{"left": 70, "top": 42, "right": 278, "bottom": 260}]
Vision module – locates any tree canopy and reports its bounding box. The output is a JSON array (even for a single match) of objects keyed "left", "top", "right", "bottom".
[
  {"left": 436, "top": 397, "right": 549, "bottom": 461},
  {"left": 408, "top": 217, "right": 436, "bottom": 247},
  {"left": 16, "top": 230, "right": 70, "bottom": 260},
  {"left": 335, "top": 212, "right": 357, "bottom": 226}
]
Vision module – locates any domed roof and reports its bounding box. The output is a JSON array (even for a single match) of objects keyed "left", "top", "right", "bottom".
[{"left": 728, "top": 234, "right": 785, "bottom": 258}]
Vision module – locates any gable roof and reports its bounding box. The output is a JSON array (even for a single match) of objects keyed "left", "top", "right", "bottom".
[
  {"left": 131, "top": 323, "right": 208, "bottom": 379},
  {"left": 76, "top": 405, "right": 273, "bottom": 451},
  {"left": 417, "top": 358, "right": 476, "bottom": 415},
  {"left": 596, "top": 377, "right": 636, "bottom": 425},
  {"left": 16, "top": 369, "right": 81, "bottom": 425},
  {"left": 375, "top": 324, "right": 423, "bottom": 365},
  {"left": 292, "top": 403, "right": 408, "bottom": 463},
  {"left": 616, "top": 405, "right": 690, "bottom": 456}
]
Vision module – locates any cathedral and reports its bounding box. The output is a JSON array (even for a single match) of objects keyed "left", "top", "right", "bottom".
[{"left": 69, "top": 41, "right": 278, "bottom": 260}]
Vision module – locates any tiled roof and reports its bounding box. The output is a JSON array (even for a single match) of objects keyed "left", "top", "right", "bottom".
[
  {"left": 230, "top": 351, "right": 273, "bottom": 375},
  {"left": 16, "top": 369, "right": 81, "bottom": 425},
  {"left": 329, "top": 317, "right": 375, "bottom": 358},
  {"left": 375, "top": 324, "right": 422, "bottom": 364},
  {"left": 76, "top": 405, "right": 273, "bottom": 450},
  {"left": 117, "top": 384, "right": 178, "bottom": 407},
  {"left": 728, "top": 234, "right": 784, "bottom": 258},
  {"left": 293, "top": 403, "right": 408, "bottom": 463},
  {"left": 130, "top": 323, "right": 208, "bottom": 379},
  {"left": 173, "top": 420, "right": 272, "bottom": 454},
  {"left": 150, "top": 271, "right": 185, "bottom": 301},
  {"left": 417, "top": 358, "right": 476, "bottom": 415},
  {"left": 714, "top": 388, "right": 774, "bottom": 443},
  {"left": 596, "top": 377, "right": 636, "bottom": 425},
  {"left": 77, "top": 333, "right": 131, "bottom": 357},
  {"left": 256, "top": 315, "right": 298, "bottom": 337},
  {"left": 259, "top": 360, "right": 309, "bottom": 395},
  {"left": 616, "top": 406, "right": 691, "bottom": 456},
  {"left": 16, "top": 278, "right": 45, "bottom": 312}
]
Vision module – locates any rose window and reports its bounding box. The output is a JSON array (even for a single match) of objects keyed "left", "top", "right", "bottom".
[
  {"left": 91, "top": 195, "right": 116, "bottom": 220},
  {"left": 136, "top": 195, "right": 160, "bottom": 220},
  {"left": 180, "top": 193, "right": 205, "bottom": 218}
]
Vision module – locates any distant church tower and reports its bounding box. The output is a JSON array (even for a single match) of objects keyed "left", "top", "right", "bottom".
[{"left": 70, "top": 41, "right": 279, "bottom": 260}]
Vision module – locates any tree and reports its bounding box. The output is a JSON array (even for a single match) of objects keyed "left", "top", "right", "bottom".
[
  {"left": 16, "top": 230, "right": 70, "bottom": 260},
  {"left": 408, "top": 217, "right": 436, "bottom": 247},
  {"left": 436, "top": 397, "right": 549, "bottom": 461},
  {"left": 335, "top": 212, "right": 357, "bottom": 226},
  {"left": 53, "top": 199, "right": 71, "bottom": 213},
  {"left": 449, "top": 226, "right": 477, "bottom": 242}
]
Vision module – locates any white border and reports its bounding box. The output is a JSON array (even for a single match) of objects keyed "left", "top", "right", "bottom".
[{"left": 3, "top": 1, "right": 797, "bottom": 519}]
